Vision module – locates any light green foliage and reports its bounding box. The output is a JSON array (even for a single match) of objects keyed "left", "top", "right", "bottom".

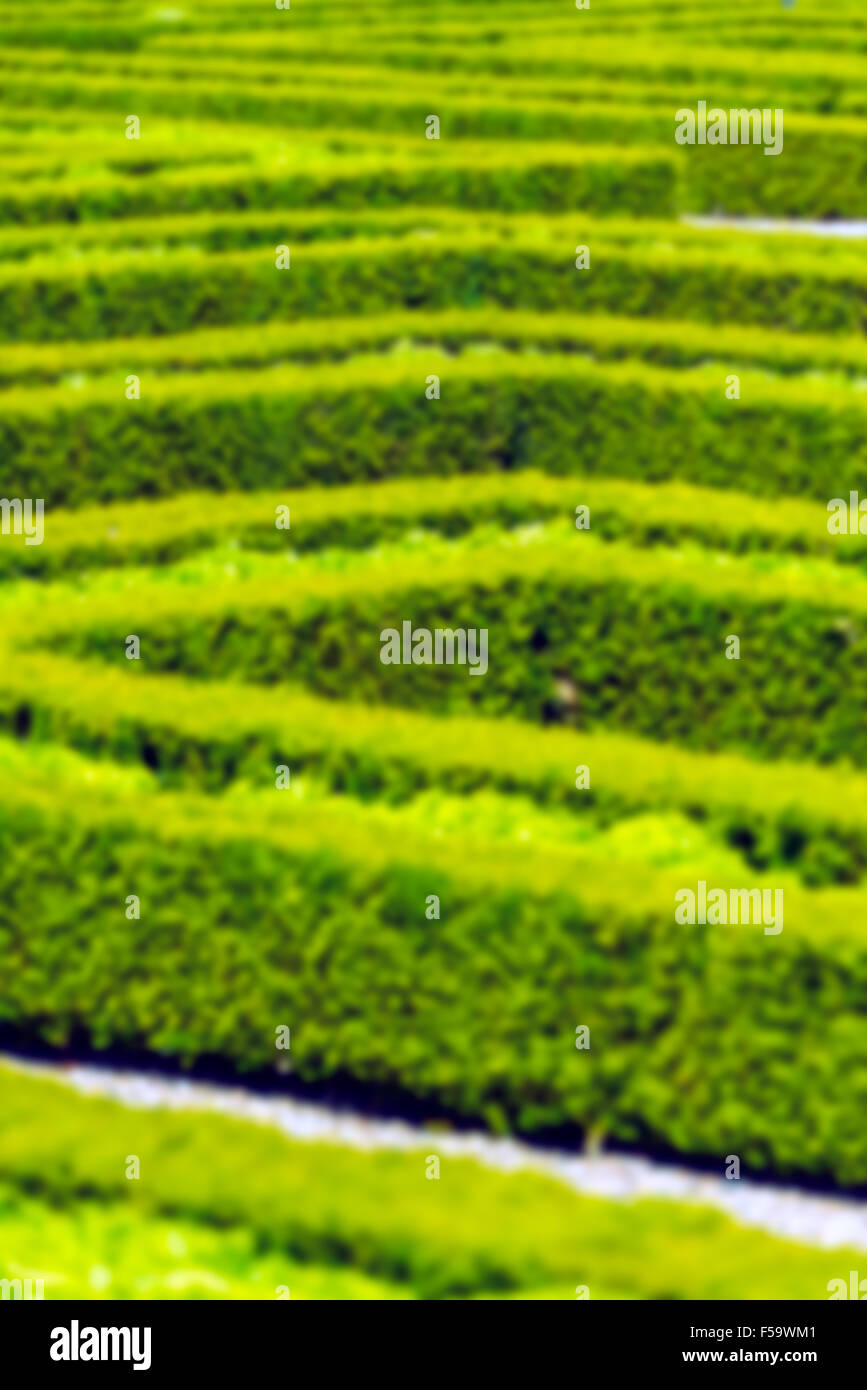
[
  {"left": 0, "top": 1068, "right": 859, "bottom": 1300},
  {"left": 1, "top": 0, "right": 865, "bottom": 1301}
]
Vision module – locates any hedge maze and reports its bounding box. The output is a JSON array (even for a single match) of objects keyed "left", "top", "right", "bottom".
[{"left": 0, "top": 0, "right": 865, "bottom": 1301}]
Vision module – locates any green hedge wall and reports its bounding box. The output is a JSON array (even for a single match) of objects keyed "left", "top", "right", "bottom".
[
  {"left": 1, "top": 470, "right": 860, "bottom": 580},
  {"left": 1, "top": 66, "right": 862, "bottom": 212},
  {"left": 16, "top": 521, "right": 867, "bottom": 766},
  {"left": 3, "top": 306, "right": 867, "bottom": 390},
  {"left": 681, "top": 121, "right": 867, "bottom": 217},
  {"left": 4, "top": 650, "right": 867, "bottom": 886},
  {"left": 0, "top": 145, "right": 675, "bottom": 224},
  {"left": 0, "top": 203, "right": 479, "bottom": 262},
  {"left": 0, "top": 231, "right": 862, "bottom": 346},
  {"left": 1, "top": 1065, "right": 858, "bottom": 1301},
  {"left": 0, "top": 754, "right": 865, "bottom": 1183},
  {"left": 2, "top": 355, "right": 867, "bottom": 505}
]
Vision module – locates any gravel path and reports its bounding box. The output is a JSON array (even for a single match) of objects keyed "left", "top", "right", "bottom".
[
  {"left": 7, "top": 1054, "right": 867, "bottom": 1254},
  {"left": 683, "top": 214, "right": 867, "bottom": 239}
]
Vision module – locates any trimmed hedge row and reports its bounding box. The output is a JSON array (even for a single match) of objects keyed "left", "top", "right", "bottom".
[
  {"left": 0, "top": 109, "right": 428, "bottom": 167},
  {"left": 17, "top": 521, "right": 867, "bottom": 766},
  {"left": 0, "top": 203, "right": 471, "bottom": 262},
  {"left": 129, "top": 43, "right": 827, "bottom": 114},
  {"left": 0, "top": 203, "right": 856, "bottom": 269},
  {"left": 6, "top": 53, "right": 867, "bottom": 175},
  {"left": 0, "top": 745, "right": 865, "bottom": 1182},
  {"left": 8, "top": 100, "right": 867, "bottom": 221},
  {"left": 0, "top": 134, "right": 274, "bottom": 183},
  {"left": 1, "top": 230, "right": 864, "bottom": 347},
  {"left": 0, "top": 3, "right": 323, "bottom": 51},
  {"left": 678, "top": 120, "right": 867, "bottom": 217},
  {"left": 0, "top": 70, "right": 613, "bottom": 150},
  {"left": 1, "top": 1066, "right": 856, "bottom": 1301},
  {"left": 1, "top": 304, "right": 866, "bottom": 390},
  {"left": 0, "top": 53, "right": 609, "bottom": 135},
  {"left": 0, "top": 64, "right": 856, "bottom": 213},
  {"left": 838, "top": 90, "right": 867, "bottom": 117},
  {"left": 1, "top": 469, "right": 860, "bottom": 579},
  {"left": 669, "top": 20, "right": 867, "bottom": 57},
  {"left": 0, "top": 144, "right": 676, "bottom": 225},
  {"left": 2, "top": 354, "right": 867, "bottom": 504},
  {"left": 5, "top": 649, "right": 867, "bottom": 885},
  {"left": 157, "top": 28, "right": 867, "bottom": 99},
  {"left": 0, "top": 46, "right": 851, "bottom": 141},
  {"left": 0, "top": 1180, "right": 415, "bottom": 1301},
  {"left": 84, "top": 49, "right": 823, "bottom": 125},
  {"left": 0, "top": 0, "right": 568, "bottom": 45},
  {"left": 150, "top": 16, "right": 867, "bottom": 109},
  {"left": 0, "top": 49, "right": 596, "bottom": 111},
  {"left": 552, "top": 34, "right": 867, "bottom": 93}
]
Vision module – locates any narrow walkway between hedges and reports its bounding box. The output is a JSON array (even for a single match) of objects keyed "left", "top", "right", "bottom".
[
  {"left": 682, "top": 215, "right": 867, "bottom": 239},
  {"left": 6, "top": 1053, "right": 866, "bottom": 1256}
]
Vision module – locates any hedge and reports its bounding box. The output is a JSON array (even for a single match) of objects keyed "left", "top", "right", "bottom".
[
  {"left": 0, "top": 64, "right": 849, "bottom": 215},
  {"left": 672, "top": 20, "right": 867, "bottom": 58},
  {"left": 0, "top": 3, "right": 322, "bottom": 52},
  {"left": 0, "top": 1179, "right": 411, "bottom": 1300},
  {"left": 6, "top": 647, "right": 867, "bottom": 885},
  {"left": 677, "top": 116, "right": 867, "bottom": 217},
  {"left": 838, "top": 90, "right": 867, "bottom": 117},
  {"left": 4, "top": 60, "right": 867, "bottom": 199},
  {"left": 0, "top": 743, "right": 865, "bottom": 1182},
  {"left": 0, "top": 131, "right": 274, "bottom": 183},
  {"left": 88, "top": 50, "right": 802, "bottom": 124},
  {"left": 2, "top": 469, "right": 862, "bottom": 580},
  {"left": 552, "top": 35, "right": 867, "bottom": 95},
  {"left": 11, "top": 0, "right": 521, "bottom": 40},
  {"left": 0, "top": 201, "right": 855, "bottom": 270},
  {"left": 0, "top": 143, "right": 676, "bottom": 225},
  {"left": 0, "top": 202, "right": 477, "bottom": 262},
  {"left": 3, "top": 57, "right": 864, "bottom": 216},
  {"left": 0, "top": 56, "right": 604, "bottom": 136},
  {"left": 5, "top": 305, "right": 867, "bottom": 390},
  {"left": 150, "top": 17, "right": 867, "bottom": 109},
  {"left": 0, "top": 229, "right": 863, "bottom": 348},
  {"left": 0, "top": 1066, "right": 856, "bottom": 1300},
  {"left": 0, "top": 48, "right": 569, "bottom": 108},
  {"left": 21, "top": 519, "right": 867, "bottom": 767},
  {"left": 2, "top": 354, "right": 867, "bottom": 504},
  {"left": 155, "top": 27, "right": 867, "bottom": 98},
  {"left": 131, "top": 44, "right": 816, "bottom": 113}
]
